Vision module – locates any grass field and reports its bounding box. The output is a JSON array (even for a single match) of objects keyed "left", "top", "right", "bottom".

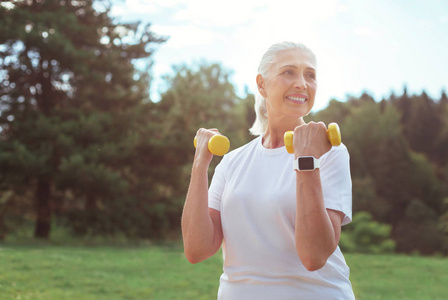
[{"left": 1, "top": 241, "right": 447, "bottom": 300}]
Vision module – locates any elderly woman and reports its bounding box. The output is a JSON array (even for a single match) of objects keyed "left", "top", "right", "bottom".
[{"left": 182, "top": 42, "right": 355, "bottom": 300}]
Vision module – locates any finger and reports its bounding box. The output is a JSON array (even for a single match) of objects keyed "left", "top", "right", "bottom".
[
  {"left": 316, "top": 121, "right": 327, "bottom": 132},
  {"left": 196, "top": 128, "right": 206, "bottom": 135}
]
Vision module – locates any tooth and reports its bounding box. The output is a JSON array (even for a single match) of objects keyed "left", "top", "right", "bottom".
[{"left": 289, "top": 96, "right": 305, "bottom": 101}]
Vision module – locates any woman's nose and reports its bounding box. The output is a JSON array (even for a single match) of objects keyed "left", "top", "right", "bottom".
[{"left": 294, "top": 75, "right": 307, "bottom": 90}]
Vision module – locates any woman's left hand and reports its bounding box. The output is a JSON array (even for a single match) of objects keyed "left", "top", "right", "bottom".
[{"left": 292, "top": 121, "right": 332, "bottom": 159}]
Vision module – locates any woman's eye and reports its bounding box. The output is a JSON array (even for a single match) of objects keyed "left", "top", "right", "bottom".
[{"left": 306, "top": 72, "right": 316, "bottom": 79}]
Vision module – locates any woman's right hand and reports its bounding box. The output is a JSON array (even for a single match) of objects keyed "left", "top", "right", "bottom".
[
  {"left": 194, "top": 128, "right": 220, "bottom": 165},
  {"left": 183, "top": 128, "right": 225, "bottom": 263}
]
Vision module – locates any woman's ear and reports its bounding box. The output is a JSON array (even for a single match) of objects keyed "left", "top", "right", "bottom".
[{"left": 256, "top": 74, "right": 267, "bottom": 98}]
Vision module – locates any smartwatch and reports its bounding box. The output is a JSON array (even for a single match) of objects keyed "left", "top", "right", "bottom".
[{"left": 293, "top": 156, "right": 320, "bottom": 171}]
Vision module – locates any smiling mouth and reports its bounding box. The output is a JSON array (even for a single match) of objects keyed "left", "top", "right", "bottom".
[{"left": 286, "top": 96, "right": 307, "bottom": 104}]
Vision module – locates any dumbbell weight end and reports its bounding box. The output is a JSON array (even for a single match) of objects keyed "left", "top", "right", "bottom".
[{"left": 193, "top": 135, "right": 230, "bottom": 156}]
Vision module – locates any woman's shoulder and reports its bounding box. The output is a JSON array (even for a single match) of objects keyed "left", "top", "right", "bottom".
[{"left": 320, "top": 143, "right": 350, "bottom": 166}]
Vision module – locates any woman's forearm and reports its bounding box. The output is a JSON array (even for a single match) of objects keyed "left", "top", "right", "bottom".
[
  {"left": 295, "top": 170, "right": 338, "bottom": 271},
  {"left": 181, "top": 161, "right": 219, "bottom": 264}
]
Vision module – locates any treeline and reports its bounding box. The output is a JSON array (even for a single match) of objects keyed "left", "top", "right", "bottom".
[
  {"left": 306, "top": 90, "right": 448, "bottom": 254},
  {"left": 0, "top": 0, "right": 251, "bottom": 241},
  {"left": 1, "top": 1, "right": 447, "bottom": 255},
  {"left": 0, "top": 0, "right": 171, "bottom": 239}
]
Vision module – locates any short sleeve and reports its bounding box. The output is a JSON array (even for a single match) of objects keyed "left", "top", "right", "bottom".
[
  {"left": 319, "top": 144, "right": 352, "bottom": 226},
  {"left": 208, "top": 155, "right": 228, "bottom": 211}
]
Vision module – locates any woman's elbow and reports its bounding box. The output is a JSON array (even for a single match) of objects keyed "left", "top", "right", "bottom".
[
  {"left": 184, "top": 248, "right": 212, "bottom": 264},
  {"left": 296, "top": 243, "right": 337, "bottom": 271},
  {"left": 302, "top": 257, "right": 327, "bottom": 271},
  {"left": 185, "top": 254, "right": 202, "bottom": 264},
  {"left": 297, "top": 250, "right": 330, "bottom": 271}
]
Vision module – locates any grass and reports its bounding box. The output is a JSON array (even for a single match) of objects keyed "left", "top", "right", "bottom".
[
  {"left": 0, "top": 241, "right": 447, "bottom": 300},
  {"left": 347, "top": 254, "right": 448, "bottom": 300}
]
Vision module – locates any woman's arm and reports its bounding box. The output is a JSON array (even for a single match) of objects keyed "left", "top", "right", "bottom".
[
  {"left": 295, "top": 170, "right": 344, "bottom": 271},
  {"left": 292, "top": 122, "right": 344, "bottom": 271},
  {"left": 181, "top": 129, "right": 224, "bottom": 264}
]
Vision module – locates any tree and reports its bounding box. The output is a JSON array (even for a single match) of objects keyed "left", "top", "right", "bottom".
[
  {"left": 409, "top": 93, "right": 442, "bottom": 157},
  {"left": 0, "top": 0, "right": 165, "bottom": 238},
  {"left": 340, "top": 211, "right": 395, "bottom": 254},
  {"left": 155, "top": 63, "right": 248, "bottom": 199},
  {"left": 434, "top": 90, "right": 448, "bottom": 166},
  {"left": 394, "top": 198, "right": 446, "bottom": 254},
  {"left": 311, "top": 93, "right": 448, "bottom": 254},
  {"left": 392, "top": 90, "right": 443, "bottom": 164},
  {"left": 306, "top": 98, "right": 352, "bottom": 126},
  {"left": 439, "top": 90, "right": 448, "bottom": 112}
]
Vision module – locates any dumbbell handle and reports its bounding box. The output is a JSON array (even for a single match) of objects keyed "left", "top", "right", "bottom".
[
  {"left": 284, "top": 123, "right": 341, "bottom": 154},
  {"left": 194, "top": 134, "right": 230, "bottom": 156}
]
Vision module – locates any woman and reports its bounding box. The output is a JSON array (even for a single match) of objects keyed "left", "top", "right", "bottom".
[{"left": 182, "top": 42, "right": 355, "bottom": 300}]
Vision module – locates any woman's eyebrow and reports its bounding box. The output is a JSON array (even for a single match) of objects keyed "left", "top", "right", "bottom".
[
  {"left": 279, "top": 65, "right": 316, "bottom": 72},
  {"left": 279, "top": 65, "right": 298, "bottom": 70}
]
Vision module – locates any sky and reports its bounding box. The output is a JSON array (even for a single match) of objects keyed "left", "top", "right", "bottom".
[{"left": 110, "top": 0, "right": 448, "bottom": 112}]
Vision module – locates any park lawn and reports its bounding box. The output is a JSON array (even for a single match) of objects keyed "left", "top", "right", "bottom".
[
  {"left": 0, "top": 242, "right": 447, "bottom": 300},
  {"left": 346, "top": 254, "right": 448, "bottom": 300}
]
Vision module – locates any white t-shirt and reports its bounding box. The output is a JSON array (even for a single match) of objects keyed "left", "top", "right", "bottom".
[{"left": 208, "top": 136, "right": 355, "bottom": 300}]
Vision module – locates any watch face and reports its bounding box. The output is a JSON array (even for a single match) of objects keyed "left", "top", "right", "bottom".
[{"left": 298, "top": 157, "right": 314, "bottom": 170}]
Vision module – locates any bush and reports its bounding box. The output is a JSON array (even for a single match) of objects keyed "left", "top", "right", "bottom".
[{"left": 340, "top": 211, "right": 396, "bottom": 254}]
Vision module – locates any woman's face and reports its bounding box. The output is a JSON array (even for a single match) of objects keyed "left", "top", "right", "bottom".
[{"left": 258, "top": 49, "right": 317, "bottom": 121}]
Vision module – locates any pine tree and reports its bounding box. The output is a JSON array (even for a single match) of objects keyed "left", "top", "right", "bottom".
[
  {"left": 435, "top": 90, "right": 448, "bottom": 166},
  {"left": 408, "top": 92, "right": 442, "bottom": 159},
  {"left": 0, "top": 0, "right": 165, "bottom": 238},
  {"left": 440, "top": 90, "right": 448, "bottom": 111}
]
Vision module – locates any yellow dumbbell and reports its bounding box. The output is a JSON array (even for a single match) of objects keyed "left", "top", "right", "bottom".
[
  {"left": 194, "top": 134, "right": 230, "bottom": 156},
  {"left": 284, "top": 122, "right": 342, "bottom": 154}
]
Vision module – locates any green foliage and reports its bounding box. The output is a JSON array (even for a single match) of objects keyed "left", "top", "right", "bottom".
[
  {"left": 394, "top": 199, "right": 446, "bottom": 255},
  {"left": 340, "top": 211, "right": 396, "bottom": 254},
  {"left": 310, "top": 90, "right": 448, "bottom": 255},
  {"left": 1, "top": 1, "right": 447, "bottom": 255},
  {"left": 351, "top": 176, "right": 390, "bottom": 221},
  {"left": 395, "top": 92, "right": 443, "bottom": 163},
  {"left": 155, "top": 62, "right": 250, "bottom": 187},
  {"left": 0, "top": 0, "right": 166, "bottom": 238}
]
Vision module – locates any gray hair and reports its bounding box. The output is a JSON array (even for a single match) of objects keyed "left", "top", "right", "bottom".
[{"left": 249, "top": 42, "right": 317, "bottom": 136}]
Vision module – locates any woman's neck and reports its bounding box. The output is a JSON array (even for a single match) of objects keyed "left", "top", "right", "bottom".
[{"left": 262, "top": 117, "right": 305, "bottom": 149}]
